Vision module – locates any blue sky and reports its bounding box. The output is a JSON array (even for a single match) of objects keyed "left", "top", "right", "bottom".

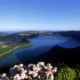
[{"left": 0, "top": 0, "right": 80, "bottom": 31}]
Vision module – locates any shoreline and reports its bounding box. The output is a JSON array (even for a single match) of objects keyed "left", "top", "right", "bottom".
[{"left": 0, "top": 42, "right": 32, "bottom": 59}]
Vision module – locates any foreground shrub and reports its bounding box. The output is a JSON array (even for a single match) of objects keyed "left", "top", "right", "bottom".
[
  {"left": 75, "top": 65, "right": 80, "bottom": 80},
  {"left": 75, "top": 69, "right": 80, "bottom": 80},
  {"left": 55, "top": 67, "right": 76, "bottom": 80}
]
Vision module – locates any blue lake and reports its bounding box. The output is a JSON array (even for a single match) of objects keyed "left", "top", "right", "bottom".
[{"left": 0, "top": 36, "right": 80, "bottom": 67}]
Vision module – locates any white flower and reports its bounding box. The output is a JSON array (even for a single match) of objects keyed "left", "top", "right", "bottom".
[{"left": 2, "top": 73, "right": 7, "bottom": 77}]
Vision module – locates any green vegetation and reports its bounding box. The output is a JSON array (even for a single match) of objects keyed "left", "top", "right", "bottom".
[
  {"left": 0, "top": 42, "right": 31, "bottom": 58},
  {"left": 55, "top": 67, "right": 76, "bottom": 80},
  {"left": 75, "top": 65, "right": 80, "bottom": 80},
  {"left": 0, "top": 35, "right": 32, "bottom": 58},
  {"left": 55, "top": 65, "right": 80, "bottom": 80},
  {"left": 38, "top": 65, "right": 80, "bottom": 80}
]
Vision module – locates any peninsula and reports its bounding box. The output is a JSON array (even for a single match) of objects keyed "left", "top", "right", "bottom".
[{"left": 0, "top": 34, "right": 31, "bottom": 58}]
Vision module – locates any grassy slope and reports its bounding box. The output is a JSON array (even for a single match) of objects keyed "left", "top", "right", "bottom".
[{"left": 0, "top": 42, "right": 31, "bottom": 58}]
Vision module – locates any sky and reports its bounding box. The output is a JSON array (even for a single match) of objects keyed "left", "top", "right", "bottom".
[{"left": 0, "top": 0, "right": 80, "bottom": 31}]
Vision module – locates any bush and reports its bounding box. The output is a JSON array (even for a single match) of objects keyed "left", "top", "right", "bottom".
[
  {"left": 75, "top": 65, "right": 80, "bottom": 80},
  {"left": 75, "top": 69, "right": 80, "bottom": 80},
  {"left": 55, "top": 67, "right": 76, "bottom": 80}
]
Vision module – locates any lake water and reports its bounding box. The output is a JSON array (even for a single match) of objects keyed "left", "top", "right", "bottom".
[{"left": 0, "top": 36, "right": 80, "bottom": 67}]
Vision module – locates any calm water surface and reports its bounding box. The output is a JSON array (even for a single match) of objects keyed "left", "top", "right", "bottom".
[{"left": 0, "top": 36, "right": 79, "bottom": 67}]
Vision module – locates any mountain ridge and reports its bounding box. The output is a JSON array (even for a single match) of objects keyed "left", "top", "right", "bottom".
[{"left": 32, "top": 45, "right": 80, "bottom": 65}]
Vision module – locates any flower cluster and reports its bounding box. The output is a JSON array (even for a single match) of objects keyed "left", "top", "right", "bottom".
[{"left": 0, "top": 62, "right": 57, "bottom": 80}]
